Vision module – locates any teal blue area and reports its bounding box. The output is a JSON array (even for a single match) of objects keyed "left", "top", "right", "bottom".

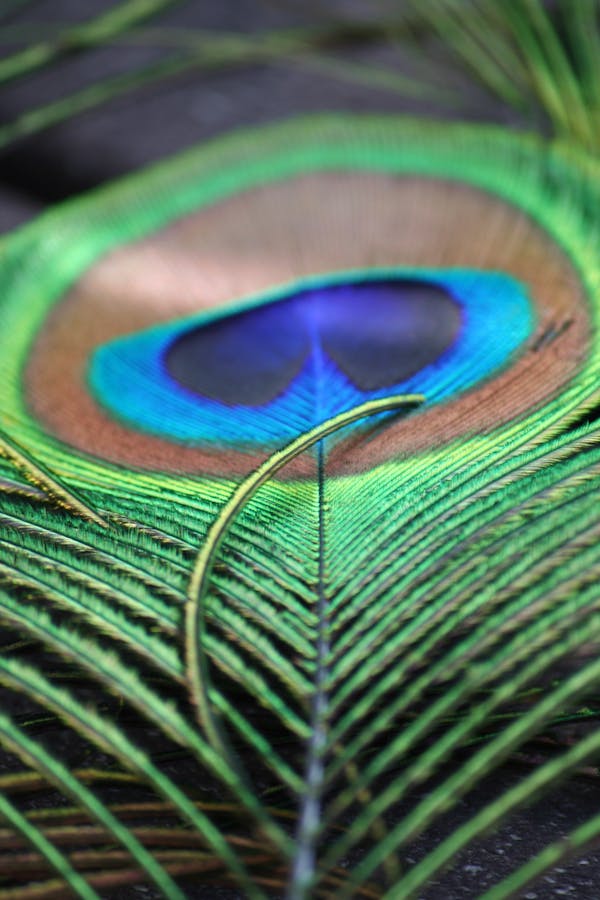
[{"left": 88, "top": 268, "right": 534, "bottom": 450}]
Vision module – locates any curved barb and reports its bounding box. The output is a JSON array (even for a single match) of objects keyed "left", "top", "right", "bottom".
[
  {"left": 185, "top": 394, "right": 423, "bottom": 749},
  {"left": 184, "top": 394, "right": 423, "bottom": 890}
]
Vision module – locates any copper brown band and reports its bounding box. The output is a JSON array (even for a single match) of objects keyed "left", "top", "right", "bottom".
[{"left": 25, "top": 173, "right": 588, "bottom": 478}]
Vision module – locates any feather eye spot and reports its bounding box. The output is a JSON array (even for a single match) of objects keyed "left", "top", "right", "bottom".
[
  {"left": 15, "top": 119, "right": 594, "bottom": 481},
  {"left": 87, "top": 270, "right": 533, "bottom": 451}
]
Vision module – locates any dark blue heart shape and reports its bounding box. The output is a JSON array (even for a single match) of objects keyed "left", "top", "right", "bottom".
[
  {"left": 88, "top": 269, "right": 534, "bottom": 449},
  {"left": 165, "top": 280, "right": 461, "bottom": 406}
]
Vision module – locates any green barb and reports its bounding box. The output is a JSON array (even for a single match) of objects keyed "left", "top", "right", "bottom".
[
  {"left": 185, "top": 394, "right": 423, "bottom": 755},
  {"left": 0, "top": 0, "right": 179, "bottom": 85},
  {"left": 0, "top": 424, "right": 108, "bottom": 528}
]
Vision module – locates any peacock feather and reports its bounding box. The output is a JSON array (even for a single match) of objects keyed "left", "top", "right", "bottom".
[{"left": 2, "top": 2, "right": 600, "bottom": 898}]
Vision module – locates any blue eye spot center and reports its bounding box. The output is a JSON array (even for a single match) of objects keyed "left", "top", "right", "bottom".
[
  {"left": 164, "top": 279, "right": 461, "bottom": 406},
  {"left": 88, "top": 269, "right": 534, "bottom": 450}
]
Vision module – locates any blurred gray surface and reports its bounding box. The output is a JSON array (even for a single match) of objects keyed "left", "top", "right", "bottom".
[{"left": 0, "top": 0, "right": 503, "bottom": 207}]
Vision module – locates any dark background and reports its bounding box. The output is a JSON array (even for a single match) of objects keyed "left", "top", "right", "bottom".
[{"left": 0, "top": 0, "right": 506, "bottom": 230}]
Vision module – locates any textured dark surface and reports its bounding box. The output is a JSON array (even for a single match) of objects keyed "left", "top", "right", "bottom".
[
  {"left": 0, "top": 1, "right": 504, "bottom": 212},
  {"left": 0, "top": 2, "right": 599, "bottom": 899}
]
